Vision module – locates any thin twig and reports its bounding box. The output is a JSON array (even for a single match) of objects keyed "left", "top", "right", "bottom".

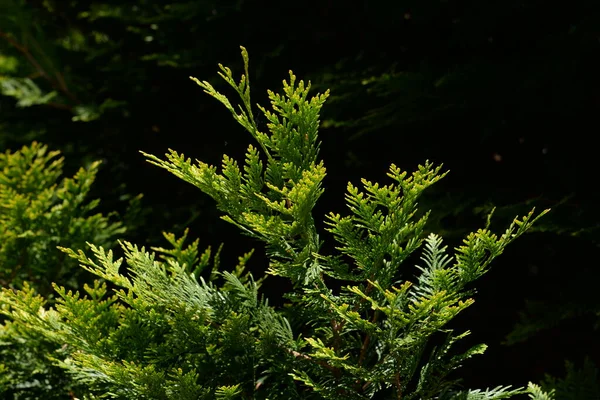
[
  {"left": 46, "top": 102, "right": 73, "bottom": 111},
  {"left": 331, "top": 319, "right": 342, "bottom": 352},
  {"left": 0, "top": 30, "right": 80, "bottom": 105},
  {"left": 0, "top": 30, "right": 49, "bottom": 80},
  {"left": 333, "top": 278, "right": 376, "bottom": 339},
  {"left": 395, "top": 372, "right": 402, "bottom": 399},
  {"left": 27, "top": 33, "right": 79, "bottom": 103},
  {"left": 358, "top": 309, "right": 379, "bottom": 366}
]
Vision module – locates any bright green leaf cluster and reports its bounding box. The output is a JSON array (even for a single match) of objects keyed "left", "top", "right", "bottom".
[
  {"left": 0, "top": 48, "right": 554, "bottom": 399},
  {"left": 144, "top": 47, "right": 329, "bottom": 286},
  {"left": 0, "top": 141, "right": 126, "bottom": 398},
  {"left": 0, "top": 141, "right": 125, "bottom": 291}
]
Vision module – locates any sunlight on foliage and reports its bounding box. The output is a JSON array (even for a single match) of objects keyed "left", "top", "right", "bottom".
[{"left": 0, "top": 47, "right": 549, "bottom": 399}]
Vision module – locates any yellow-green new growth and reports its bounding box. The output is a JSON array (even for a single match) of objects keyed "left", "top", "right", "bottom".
[{"left": 0, "top": 47, "right": 554, "bottom": 400}]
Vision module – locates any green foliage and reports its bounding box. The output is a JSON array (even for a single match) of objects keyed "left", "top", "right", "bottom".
[
  {"left": 0, "top": 0, "right": 243, "bottom": 124},
  {"left": 0, "top": 2, "right": 594, "bottom": 396},
  {"left": 0, "top": 142, "right": 125, "bottom": 293},
  {"left": 310, "top": 8, "right": 600, "bottom": 373},
  {"left": 1, "top": 48, "right": 549, "bottom": 399},
  {"left": 526, "top": 383, "right": 554, "bottom": 400},
  {"left": 0, "top": 0, "right": 253, "bottom": 245},
  {"left": 0, "top": 77, "right": 57, "bottom": 107},
  {"left": 538, "top": 359, "right": 600, "bottom": 400},
  {"left": 523, "top": 359, "right": 600, "bottom": 400},
  {"left": 0, "top": 141, "right": 125, "bottom": 399},
  {"left": 0, "top": 281, "right": 83, "bottom": 399},
  {"left": 1, "top": 232, "right": 264, "bottom": 399},
  {"left": 0, "top": 141, "right": 125, "bottom": 291}
]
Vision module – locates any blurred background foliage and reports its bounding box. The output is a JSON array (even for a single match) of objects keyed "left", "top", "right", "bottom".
[{"left": 1, "top": 0, "right": 599, "bottom": 394}]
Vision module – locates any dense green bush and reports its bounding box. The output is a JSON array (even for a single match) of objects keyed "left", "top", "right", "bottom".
[
  {"left": 0, "top": 48, "right": 557, "bottom": 399},
  {"left": 1, "top": 0, "right": 598, "bottom": 395},
  {"left": 0, "top": 141, "right": 125, "bottom": 398},
  {"left": 0, "top": 141, "right": 124, "bottom": 292}
]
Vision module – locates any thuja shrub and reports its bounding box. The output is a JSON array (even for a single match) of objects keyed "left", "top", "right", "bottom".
[
  {"left": 0, "top": 142, "right": 125, "bottom": 292},
  {"left": 0, "top": 142, "right": 125, "bottom": 398},
  {"left": 1, "top": 48, "right": 553, "bottom": 399}
]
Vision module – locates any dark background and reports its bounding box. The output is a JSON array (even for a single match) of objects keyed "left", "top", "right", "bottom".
[{"left": 1, "top": 0, "right": 599, "bottom": 392}]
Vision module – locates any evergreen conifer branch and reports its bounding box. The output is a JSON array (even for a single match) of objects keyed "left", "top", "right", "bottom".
[
  {"left": 0, "top": 142, "right": 125, "bottom": 291},
  {"left": 0, "top": 142, "right": 128, "bottom": 398},
  {"left": 140, "top": 47, "right": 548, "bottom": 398},
  {"left": 143, "top": 47, "right": 330, "bottom": 287},
  {"left": 0, "top": 49, "right": 555, "bottom": 399},
  {"left": 527, "top": 383, "right": 555, "bottom": 400}
]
